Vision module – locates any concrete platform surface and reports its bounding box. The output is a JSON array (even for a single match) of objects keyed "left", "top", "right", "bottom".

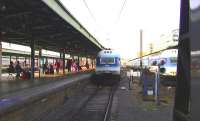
[
  {"left": 0, "top": 70, "right": 93, "bottom": 96},
  {"left": 111, "top": 74, "right": 174, "bottom": 121},
  {"left": 0, "top": 72, "right": 92, "bottom": 116}
]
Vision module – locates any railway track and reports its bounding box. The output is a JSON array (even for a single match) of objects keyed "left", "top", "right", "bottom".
[
  {"left": 103, "top": 84, "right": 117, "bottom": 121},
  {"left": 68, "top": 84, "right": 118, "bottom": 121},
  {"left": 33, "top": 82, "right": 118, "bottom": 121}
]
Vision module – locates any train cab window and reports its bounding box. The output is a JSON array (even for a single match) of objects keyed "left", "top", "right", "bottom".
[
  {"left": 151, "top": 60, "right": 157, "bottom": 66},
  {"left": 159, "top": 59, "right": 166, "bottom": 65},
  {"left": 100, "top": 58, "right": 115, "bottom": 64},
  {"left": 170, "top": 57, "right": 177, "bottom": 64}
]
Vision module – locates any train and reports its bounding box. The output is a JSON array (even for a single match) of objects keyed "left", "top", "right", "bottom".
[
  {"left": 157, "top": 49, "right": 177, "bottom": 76},
  {"left": 131, "top": 49, "right": 178, "bottom": 76},
  {"left": 93, "top": 49, "right": 121, "bottom": 85}
]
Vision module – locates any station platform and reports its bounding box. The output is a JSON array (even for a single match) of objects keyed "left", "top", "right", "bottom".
[
  {"left": 0, "top": 71, "right": 93, "bottom": 120},
  {"left": 111, "top": 73, "right": 175, "bottom": 121},
  {"left": 0, "top": 69, "right": 93, "bottom": 97},
  {"left": 1, "top": 67, "right": 93, "bottom": 82}
]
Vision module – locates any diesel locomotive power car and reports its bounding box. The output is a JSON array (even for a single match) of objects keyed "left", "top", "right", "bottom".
[{"left": 94, "top": 49, "right": 121, "bottom": 85}]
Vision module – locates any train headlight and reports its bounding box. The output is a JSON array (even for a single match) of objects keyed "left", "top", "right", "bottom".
[
  {"left": 160, "top": 67, "right": 166, "bottom": 73},
  {"left": 170, "top": 71, "right": 176, "bottom": 76}
]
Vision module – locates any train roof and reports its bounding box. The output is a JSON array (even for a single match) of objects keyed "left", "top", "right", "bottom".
[
  {"left": 147, "top": 49, "right": 177, "bottom": 59},
  {"left": 97, "top": 50, "right": 120, "bottom": 57},
  {"left": 159, "top": 49, "right": 178, "bottom": 58}
]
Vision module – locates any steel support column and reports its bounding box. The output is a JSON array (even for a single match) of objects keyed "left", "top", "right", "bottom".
[
  {"left": 63, "top": 52, "right": 65, "bottom": 75},
  {"left": 173, "top": 0, "right": 190, "bottom": 120},
  {"left": 10, "top": 56, "right": 11, "bottom": 63},
  {"left": 38, "top": 48, "right": 42, "bottom": 78},
  {"left": 77, "top": 56, "right": 80, "bottom": 63},
  {"left": 16, "top": 56, "right": 18, "bottom": 61},
  {"left": 140, "top": 29, "right": 143, "bottom": 83},
  {"left": 25, "top": 56, "right": 27, "bottom": 65},
  {"left": 60, "top": 51, "right": 62, "bottom": 59},
  {"left": 77, "top": 56, "right": 80, "bottom": 71},
  {"left": 0, "top": 41, "right": 2, "bottom": 81},
  {"left": 92, "top": 58, "right": 94, "bottom": 68},
  {"left": 30, "top": 39, "right": 35, "bottom": 79}
]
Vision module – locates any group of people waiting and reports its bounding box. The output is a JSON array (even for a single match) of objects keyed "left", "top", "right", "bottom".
[
  {"left": 66, "top": 59, "right": 89, "bottom": 72},
  {"left": 7, "top": 59, "right": 90, "bottom": 79},
  {"left": 66, "top": 59, "right": 80, "bottom": 72},
  {"left": 42, "top": 59, "right": 90, "bottom": 75},
  {"left": 42, "top": 60, "right": 60, "bottom": 74},
  {"left": 8, "top": 61, "right": 31, "bottom": 79}
]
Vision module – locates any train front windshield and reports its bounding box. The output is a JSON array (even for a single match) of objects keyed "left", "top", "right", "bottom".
[
  {"left": 100, "top": 58, "right": 115, "bottom": 64},
  {"left": 170, "top": 57, "right": 177, "bottom": 64}
]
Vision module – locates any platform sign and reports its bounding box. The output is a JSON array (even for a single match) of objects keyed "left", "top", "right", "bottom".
[
  {"left": 147, "top": 90, "right": 154, "bottom": 95},
  {"left": 143, "top": 83, "right": 155, "bottom": 96},
  {"left": 142, "top": 70, "right": 156, "bottom": 96},
  {"left": 142, "top": 67, "right": 160, "bottom": 104}
]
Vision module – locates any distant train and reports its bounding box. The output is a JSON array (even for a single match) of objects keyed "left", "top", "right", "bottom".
[
  {"left": 156, "top": 49, "right": 177, "bottom": 76},
  {"left": 131, "top": 49, "right": 178, "bottom": 76},
  {"left": 94, "top": 49, "right": 121, "bottom": 85}
]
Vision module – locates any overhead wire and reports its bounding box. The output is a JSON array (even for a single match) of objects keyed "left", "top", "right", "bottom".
[
  {"left": 82, "top": 0, "right": 127, "bottom": 49},
  {"left": 110, "top": 0, "right": 127, "bottom": 35},
  {"left": 106, "top": 0, "right": 127, "bottom": 49},
  {"left": 116, "top": 0, "right": 127, "bottom": 23},
  {"left": 82, "top": 0, "right": 97, "bottom": 23},
  {"left": 82, "top": 0, "right": 102, "bottom": 46}
]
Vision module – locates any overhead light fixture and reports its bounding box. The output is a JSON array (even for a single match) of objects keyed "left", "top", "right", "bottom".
[
  {"left": 1, "top": 31, "right": 6, "bottom": 35},
  {"left": 1, "top": 4, "right": 6, "bottom": 11}
]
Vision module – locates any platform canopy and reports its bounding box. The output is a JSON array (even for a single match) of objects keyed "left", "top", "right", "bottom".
[{"left": 0, "top": 0, "right": 104, "bottom": 57}]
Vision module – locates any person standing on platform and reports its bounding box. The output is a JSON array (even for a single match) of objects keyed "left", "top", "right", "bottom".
[
  {"left": 42, "top": 63, "right": 47, "bottom": 74},
  {"left": 128, "top": 69, "right": 134, "bottom": 90},
  {"left": 15, "top": 61, "right": 22, "bottom": 79},
  {"left": 50, "top": 63, "right": 54, "bottom": 74},
  {"left": 55, "top": 60, "right": 60, "bottom": 74},
  {"left": 43, "top": 61, "right": 48, "bottom": 74},
  {"left": 72, "top": 60, "right": 77, "bottom": 72},
  {"left": 85, "top": 60, "right": 89, "bottom": 69},
  {"left": 76, "top": 60, "right": 80, "bottom": 72},
  {"left": 67, "top": 59, "right": 72, "bottom": 72}
]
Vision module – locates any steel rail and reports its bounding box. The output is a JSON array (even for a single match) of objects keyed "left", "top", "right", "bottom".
[{"left": 103, "top": 84, "right": 118, "bottom": 121}]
